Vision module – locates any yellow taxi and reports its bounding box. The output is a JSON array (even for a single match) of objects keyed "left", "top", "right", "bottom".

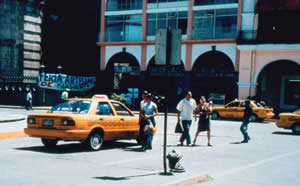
[
  {"left": 276, "top": 109, "right": 300, "bottom": 134},
  {"left": 24, "top": 95, "right": 140, "bottom": 151},
  {"left": 211, "top": 100, "right": 274, "bottom": 122}
]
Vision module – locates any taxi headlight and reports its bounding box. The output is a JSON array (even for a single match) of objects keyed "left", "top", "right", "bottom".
[
  {"left": 27, "top": 117, "right": 36, "bottom": 124},
  {"left": 61, "top": 119, "right": 75, "bottom": 126}
]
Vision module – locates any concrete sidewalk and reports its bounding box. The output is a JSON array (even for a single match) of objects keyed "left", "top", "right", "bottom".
[{"left": 0, "top": 105, "right": 51, "bottom": 123}]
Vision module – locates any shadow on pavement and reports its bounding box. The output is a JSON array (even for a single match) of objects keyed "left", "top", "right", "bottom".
[
  {"left": 272, "top": 131, "right": 300, "bottom": 136},
  {"left": 93, "top": 173, "right": 158, "bottom": 181},
  {"left": 230, "top": 142, "right": 243, "bottom": 144},
  {"left": 15, "top": 141, "right": 139, "bottom": 154}
]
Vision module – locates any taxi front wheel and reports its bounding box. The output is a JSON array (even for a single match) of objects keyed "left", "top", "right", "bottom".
[
  {"left": 86, "top": 132, "right": 103, "bottom": 151},
  {"left": 211, "top": 112, "right": 220, "bottom": 120},
  {"left": 41, "top": 138, "right": 58, "bottom": 148}
]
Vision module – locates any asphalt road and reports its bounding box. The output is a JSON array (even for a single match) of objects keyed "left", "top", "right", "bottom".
[{"left": 0, "top": 111, "right": 300, "bottom": 186}]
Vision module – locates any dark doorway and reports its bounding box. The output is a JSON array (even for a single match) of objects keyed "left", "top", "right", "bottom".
[
  {"left": 256, "top": 60, "right": 300, "bottom": 113},
  {"left": 191, "top": 50, "right": 237, "bottom": 104},
  {"left": 105, "top": 52, "right": 140, "bottom": 94},
  {"left": 145, "top": 57, "right": 185, "bottom": 112}
]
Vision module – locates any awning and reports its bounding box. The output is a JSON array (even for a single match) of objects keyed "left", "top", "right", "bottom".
[{"left": 255, "top": 0, "right": 300, "bottom": 12}]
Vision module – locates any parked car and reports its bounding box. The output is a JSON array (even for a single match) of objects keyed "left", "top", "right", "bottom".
[
  {"left": 211, "top": 99, "right": 274, "bottom": 122},
  {"left": 276, "top": 109, "right": 300, "bottom": 134},
  {"left": 24, "top": 95, "right": 140, "bottom": 151}
]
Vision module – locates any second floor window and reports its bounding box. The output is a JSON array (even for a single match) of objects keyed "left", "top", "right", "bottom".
[
  {"left": 147, "top": 12, "right": 188, "bottom": 36},
  {"left": 193, "top": 8, "right": 237, "bottom": 40},
  {"left": 107, "top": 0, "right": 142, "bottom": 11},
  {"left": 106, "top": 15, "right": 142, "bottom": 42}
]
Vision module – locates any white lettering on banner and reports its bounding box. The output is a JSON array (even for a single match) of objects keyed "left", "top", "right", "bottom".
[{"left": 38, "top": 73, "right": 96, "bottom": 91}]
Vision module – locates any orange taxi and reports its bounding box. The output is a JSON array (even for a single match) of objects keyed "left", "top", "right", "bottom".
[
  {"left": 24, "top": 95, "right": 140, "bottom": 151},
  {"left": 276, "top": 109, "right": 300, "bottom": 134},
  {"left": 211, "top": 99, "right": 274, "bottom": 122}
]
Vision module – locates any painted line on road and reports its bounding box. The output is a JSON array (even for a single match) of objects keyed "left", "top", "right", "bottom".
[
  {"left": 0, "top": 131, "right": 27, "bottom": 140},
  {"left": 214, "top": 150, "right": 300, "bottom": 178},
  {"left": 166, "top": 174, "right": 213, "bottom": 186}
]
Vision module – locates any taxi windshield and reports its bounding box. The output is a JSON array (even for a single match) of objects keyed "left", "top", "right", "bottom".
[
  {"left": 49, "top": 100, "right": 92, "bottom": 114},
  {"left": 293, "top": 108, "right": 300, "bottom": 114},
  {"left": 253, "top": 101, "right": 263, "bottom": 108}
]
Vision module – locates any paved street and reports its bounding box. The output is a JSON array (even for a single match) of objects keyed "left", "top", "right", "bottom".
[{"left": 0, "top": 108, "right": 300, "bottom": 186}]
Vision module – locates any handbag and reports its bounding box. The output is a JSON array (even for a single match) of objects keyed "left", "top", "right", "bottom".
[
  {"left": 144, "top": 124, "right": 156, "bottom": 136},
  {"left": 175, "top": 121, "right": 184, "bottom": 133}
]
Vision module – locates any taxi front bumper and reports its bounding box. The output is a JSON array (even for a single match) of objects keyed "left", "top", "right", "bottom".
[
  {"left": 263, "top": 113, "right": 275, "bottom": 119},
  {"left": 276, "top": 120, "right": 294, "bottom": 129},
  {"left": 24, "top": 128, "right": 90, "bottom": 141}
]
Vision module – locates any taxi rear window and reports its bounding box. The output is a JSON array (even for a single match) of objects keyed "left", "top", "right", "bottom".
[{"left": 49, "top": 100, "right": 92, "bottom": 114}]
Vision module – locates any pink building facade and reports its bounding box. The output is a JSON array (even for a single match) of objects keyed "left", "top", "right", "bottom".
[{"left": 97, "top": 0, "right": 300, "bottom": 111}]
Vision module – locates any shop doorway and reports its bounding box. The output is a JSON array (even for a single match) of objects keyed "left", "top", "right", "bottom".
[
  {"left": 256, "top": 60, "right": 300, "bottom": 112},
  {"left": 192, "top": 50, "right": 237, "bottom": 104}
]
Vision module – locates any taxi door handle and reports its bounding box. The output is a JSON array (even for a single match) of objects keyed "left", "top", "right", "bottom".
[
  {"left": 120, "top": 118, "right": 124, "bottom": 121},
  {"left": 99, "top": 118, "right": 104, "bottom": 121}
]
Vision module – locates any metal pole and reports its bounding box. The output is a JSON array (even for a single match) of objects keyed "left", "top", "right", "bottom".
[{"left": 163, "top": 28, "right": 171, "bottom": 174}]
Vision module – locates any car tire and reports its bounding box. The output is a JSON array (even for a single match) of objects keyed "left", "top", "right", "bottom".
[
  {"left": 211, "top": 112, "right": 219, "bottom": 120},
  {"left": 86, "top": 132, "right": 103, "bottom": 151},
  {"left": 249, "top": 114, "right": 258, "bottom": 122},
  {"left": 292, "top": 124, "right": 300, "bottom": 135},
  {"left": 41, "top": 138, "right": 58, "bottom": 148}
]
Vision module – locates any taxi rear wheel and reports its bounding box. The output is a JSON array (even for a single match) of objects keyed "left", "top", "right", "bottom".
[
  {"left": 211, "top": 112, "right": 220, "bottom": 120},
  {"left": 86, "top": 132, "right": 103, "bottom": 151},
  {"left": 41, "top": 138, "right": 58, "bottom": 148},
  {"left": 292, "top": 124, "right": 300, "bottom": 135},
  {"left": 249, "top": 114, "right": 258, "bottom": 122}
]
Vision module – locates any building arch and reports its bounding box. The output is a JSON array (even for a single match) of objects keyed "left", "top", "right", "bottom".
[
  {"left": 253, "top": 58, "right": 300, "bottom": 84},
  {"left": 105, "top": 46, "right": 141, "bottom": 69},
  {"left": 191, "top": 50, "right": 237, "bottom": 103},
  {"left": 256, "top": 60, "right": 300, "bottom": 112},
  {"left": 104, "top": 51, "right": 141, "bottom": 94},
  {"left": 191, "top": 44, "right": 236, "bottom": 69}
]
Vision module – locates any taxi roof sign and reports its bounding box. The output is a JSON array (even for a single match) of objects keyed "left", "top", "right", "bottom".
[{"left": 92, "top": 94, "right": 108, "bottom": 100}]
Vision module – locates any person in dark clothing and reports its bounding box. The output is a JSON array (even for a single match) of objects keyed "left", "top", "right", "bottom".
[{"left": 240, "top": 100, "right": 253, "bottom": 143}]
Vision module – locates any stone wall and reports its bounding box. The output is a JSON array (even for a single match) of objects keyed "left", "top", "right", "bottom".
[{"left": 0, "top": 0, "right": 42, "bottom": 105}]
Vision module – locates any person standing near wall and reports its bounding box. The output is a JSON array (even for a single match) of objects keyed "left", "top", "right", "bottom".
[
  {"left": 61, "top": 89, "right": 69, "bottom": 102},
  {"left": 176, "top": 91, "right": 197, "bottom": 146},
  {"left": 26, "top": 90, "right": 33, "bottom": 110},
  {"left": 140, "top": 93, "right": 158, "bottom": 151}
]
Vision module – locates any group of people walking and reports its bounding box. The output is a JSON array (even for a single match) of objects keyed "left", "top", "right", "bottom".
[
  {"left": 176, "top": 91, "right": 213, "bottom": 147},
  {"left": 139, "top": 90, "right": 253, "bottom": 151}
]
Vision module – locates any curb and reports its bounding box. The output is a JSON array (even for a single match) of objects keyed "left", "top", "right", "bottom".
[
  {"left": 0, "top": 105, "right": 51, "bottom": 110},
  {"left": 165, "top": 174, "right": 213, "bottom": 186},
  {"left": 0, "top": 117, "right": 26, "bottom": 123}
]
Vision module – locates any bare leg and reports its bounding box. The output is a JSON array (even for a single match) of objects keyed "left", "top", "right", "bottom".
[
  {"left": 207, "top": 130, "right": 213, "bottom": 147},
  {"left": 193, "top": 131, "right": 200, "bottom": 145}
]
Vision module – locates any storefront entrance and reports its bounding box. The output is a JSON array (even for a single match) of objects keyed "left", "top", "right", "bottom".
[
  {"left": 192, "top": 50, "right": 237, "bottom": 104},
  {"left": 256, "top": 60, "right": 300, "bottom": 112}
]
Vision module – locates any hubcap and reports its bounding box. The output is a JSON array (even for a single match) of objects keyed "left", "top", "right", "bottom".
[{"left": 90, "top": 134, "right": 102, "bottom": 149}]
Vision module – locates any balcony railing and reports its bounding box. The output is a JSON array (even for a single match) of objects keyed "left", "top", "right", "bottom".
[
  {"left": 238, "top": 30, "right": 300, "bottom": 44},
  {"left": 194, "top": 0, "right": 238, "bottom": 6}
]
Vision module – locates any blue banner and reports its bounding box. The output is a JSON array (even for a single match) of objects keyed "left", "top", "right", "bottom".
[{"left": 38, "top": 73, "right": 96, "bottom": 91}]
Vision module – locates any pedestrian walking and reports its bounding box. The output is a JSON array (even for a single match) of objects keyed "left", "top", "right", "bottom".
[
  {"left": 176, "top": 91, "right": 197, "bottom": 146},
  {"left": 240, "top": 100, "right": 253, "bottom": 143},
  {"left": 192, "top": 97, "right": 213, "bottom": 147},
  {"left": 140, "top": 93, "right": 158, "bottom": 151},
  {"left": 61, "top": 89, "right": 69, "bottom": 102},
  {"left": 26, "top": 90, "right": 33, "bottom": 110}
]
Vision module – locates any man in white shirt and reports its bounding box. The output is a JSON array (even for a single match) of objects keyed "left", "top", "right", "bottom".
[{"left": 176, "top": 91, "right": 197, "bottom": 146}]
